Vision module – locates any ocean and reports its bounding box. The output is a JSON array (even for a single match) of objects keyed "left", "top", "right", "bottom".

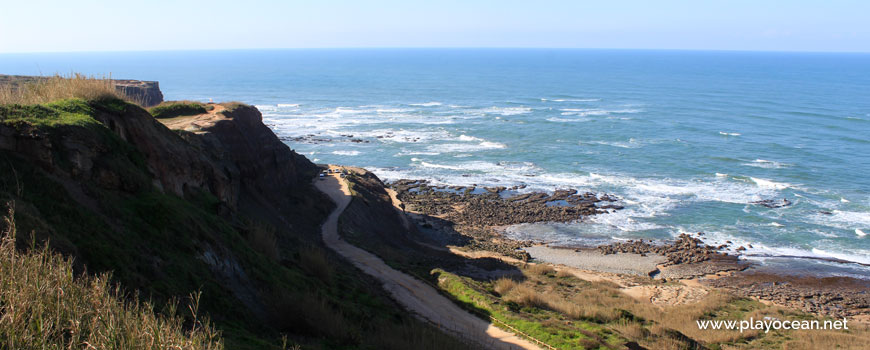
[{"left": 2, "top": 49, "right": 869, "bottom": 278}]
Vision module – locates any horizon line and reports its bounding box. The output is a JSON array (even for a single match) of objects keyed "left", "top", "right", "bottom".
[{"left": 2, "top": 47, "right": 869, "bottom": 55}]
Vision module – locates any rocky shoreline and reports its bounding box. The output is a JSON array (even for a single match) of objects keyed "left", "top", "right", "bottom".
[
  {"left": 704, "top": 272, "right": 870, "bottom": 319},
  {"left": 387, "top": 178, "right": 870, "bottom": 321},
  {"left": 389, "top": 179, "right": 621, "bottom": 259}
]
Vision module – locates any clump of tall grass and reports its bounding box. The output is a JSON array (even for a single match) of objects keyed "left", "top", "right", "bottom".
[
  {"left": 0, "top": 73, "right": 127, "bottom": 105},
  {"left": 492, "top": 277, "right": 518, "bottom": 296},
  {"left": 299, "top": 245, "right": 333, "bottom": 284},
  {"left": 0, "top": 203, "right": 223, "bottom": 349}
]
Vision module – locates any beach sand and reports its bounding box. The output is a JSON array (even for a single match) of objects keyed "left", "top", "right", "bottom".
[{"left": 524, "top": 245, "right": 665, "bottom": 276}]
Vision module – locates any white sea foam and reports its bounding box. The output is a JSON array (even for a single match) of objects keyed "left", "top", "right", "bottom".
[
  {"left": 541, "top": 98, "right": 601, "bottom": 102},
  {"left": 841, "top": 197, "right": 851, "bottom": 203},
  {"left": 715, "top": 173, "right": 728, "bottom": 177},
  {"left": 581, "top": 139, "right": 642, "bottom": 149},
  {"left": 254, "top": 104, "right": 278, "bottom": 112},
  {"left": 427, "top": 141, "right": 507, "bottom": 153},
  {"left": 410, "top": 102, "right": 443, "bottom": 107},
  {"left": 750, "top": 177, "right": 791, "bottom": 190},
  {"left": 546, "top": 117, "right": 591, "bottom": 123},
  {"left": 331, "top": 150, "right": 360, "bottom": 156},
  {"left": 743, "top": 159, "right": 792, "bottom": 169},
  {"left": 719, "top": 131, "right": 741, "bottom": 136},
  {"left": 560, "top": 108, "right": 641, "bottom": 117},
  {"left": 481, "top": 106, "right": 532, "bottom": 116},
  {"left": 457, "top": 135, "right": 483, "bottom": 142},
  {"left": 277, "top": 103, "right": 300, "bottom": 108},
  {"left": 857, "top": 229, "right": 867, "bottom": 237},
  {"left": 770, "top": 222, "right": 785, "bottom": 227}
]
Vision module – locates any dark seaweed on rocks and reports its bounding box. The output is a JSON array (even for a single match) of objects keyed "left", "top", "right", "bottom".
[{"left": 597, "top": 233, "right": 738, "bottom": 266}]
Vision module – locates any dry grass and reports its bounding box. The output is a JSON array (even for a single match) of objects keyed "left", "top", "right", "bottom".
[
  {"left": 492, "top": 277, "right": 518, "bottom": 296},
  {"left": 526, "top": 263, "right": 555, "bottom": 276},
  {"left": 245, "top": 220, "right": 279, "bottom": 261},
  {"left": 0, "top": 73, "right": 127, "bottom": 105},
  {"left": 0, "top": 203, "right": 223, "bottom": 349},
  {"left": 505, "top": 284, "right": 549, "bottom": 309},
  {"left": 299, "top": 245, "right": 333, "bottom": 284}
]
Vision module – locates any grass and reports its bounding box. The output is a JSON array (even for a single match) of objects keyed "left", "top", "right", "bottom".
[
  {"left": 0, "top": 74, "right": 127, "bottom": 106},
  {"left": 149, "top": 101, "right": 209, "bottom": 119},
  {"left": 435, "top": 269, "right": 625, "bottom": 350},
  {"left": 0, "top": 203, "right": 224, "bottom": 350}
]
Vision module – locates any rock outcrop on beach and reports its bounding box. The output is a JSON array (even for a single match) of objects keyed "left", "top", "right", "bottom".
[
  {"left": 389, "top": 179, "right": 620, "bottom": 259},
  {"left": 597, "top": 233, "right": 737, "bottom": 266}
]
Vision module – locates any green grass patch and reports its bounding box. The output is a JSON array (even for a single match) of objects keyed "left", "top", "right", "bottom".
[
  {"left": 149, "top": 101, "right": 209, "bottom": 119},
  {"left": 434, "top": 269, "right": 625, "bottom": 350}
]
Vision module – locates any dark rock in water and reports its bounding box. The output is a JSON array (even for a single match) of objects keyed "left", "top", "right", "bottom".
[
  {"left": 388, "top": 179, "right": 623, "bottom": 260},
  {"left": 597, "top": 233, "right": 738, "bottom": 266},
  {"left": 751, "top": 198, "right": 792, "bottom": 208}
]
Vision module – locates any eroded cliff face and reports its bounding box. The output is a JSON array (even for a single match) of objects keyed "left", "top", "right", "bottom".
[
  {"left": 112, "top": 80, "right": 164, "bottom": 107},
  {"left": 0, "top": 98, "right": 329, "bottom": 329}
]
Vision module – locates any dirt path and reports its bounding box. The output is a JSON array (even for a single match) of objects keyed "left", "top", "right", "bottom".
[{"left": 315, "top": 168, "right": 542, "bottom": 350}]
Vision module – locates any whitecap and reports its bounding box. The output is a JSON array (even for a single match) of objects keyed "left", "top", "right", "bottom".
[
  {"left": 481, "top": 106, "right": 532, "bottom": 116},
  {"left": 750, "top": 177, "right": 791, "bottom": 190},
  {"left": 541, "top": 98, "right": 602, "bottom": 102},
  {"left": 719, "top": 131, "right": 741, "bottom": 136},
  {"left": 857, "top": 229, "right": 867, "bottom": 237},
  {"left": 770, "top": 222, "right": 785, "bottom": 227},
  {"left": 841, "top": 197, "right": 851, "bottom": 203},
  {"left": 743, "top": 159, "right": 792, "bottom": 169},
  {"left": 457, "top": 135, "right": 483, "bottom": 142},
  {"left": 409, "top": 102, "right": 443, "bottom": 107},
  {"left": 427, "top": 141, "right": 507, "bottom": 153},
  {"left": 715, "top": 173, "right": 728, "bottom": 177},
  {"left": 277, "top": 103, "right": 300, "bottom": 108},
  {"left": 547, "top": 117, "right": 591, "bottom": 123},
  {"left": 331, "top": 150, "right": 360, "bottom": 156}
]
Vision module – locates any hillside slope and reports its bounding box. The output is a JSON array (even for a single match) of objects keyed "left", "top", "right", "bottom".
[{"left": 0, "top": 97, "right": 472, "bottom": 349}]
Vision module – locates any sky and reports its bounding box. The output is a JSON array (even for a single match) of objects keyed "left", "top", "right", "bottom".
[{"left": 1, "top": 0, "right": 868, "bottom": 53}]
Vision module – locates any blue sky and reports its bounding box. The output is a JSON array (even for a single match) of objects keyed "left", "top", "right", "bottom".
[{"left": 1, "top": 0, "right": 868, "bottom": 53}]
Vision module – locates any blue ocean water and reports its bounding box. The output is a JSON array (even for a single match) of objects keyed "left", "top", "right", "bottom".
[{"left": 3, "top": 49, "right": 869, "bottom": 278}]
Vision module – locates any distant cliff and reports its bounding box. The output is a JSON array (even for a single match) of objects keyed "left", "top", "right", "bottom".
[{"left": 0, "top": 74, "right": 164, "bottom": 107}]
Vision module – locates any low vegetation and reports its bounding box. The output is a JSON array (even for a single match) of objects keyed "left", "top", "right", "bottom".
[
  {"left": 149, "top": 101, "right": 210, "bottom": 119},
  {"left": 437, "top": 265, "right": 870, "bottom": 350},
  {"left": 0, "top": 74, "right": 126, "bottom": 106},
  {"left": 0, "top": 203, "right": 224, "bottom": 350}
]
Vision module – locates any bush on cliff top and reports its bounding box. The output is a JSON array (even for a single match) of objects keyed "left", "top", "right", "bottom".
[
  {"left": 0, "top": 203, "right": 224, "bottom": 350},
  {"left": 149, "top": 101, "right": 210, "bottom": 119},
  {"left": 0, "top": 74, "right": 126, "bottom": 106}
]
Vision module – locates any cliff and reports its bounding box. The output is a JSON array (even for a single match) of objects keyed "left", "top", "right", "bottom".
[
  {"left": 0, "top": 98, "right": 467, "bottom": 349},
  {"left": 0, "top": 74, "right": 164, "bottom": 107}
]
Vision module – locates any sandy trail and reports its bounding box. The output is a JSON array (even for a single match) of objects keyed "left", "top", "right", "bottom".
[{"left": 315, "top": 169, "right": 541, "bottom": 350}]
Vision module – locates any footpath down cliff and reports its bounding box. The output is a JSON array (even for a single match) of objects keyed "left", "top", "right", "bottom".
[{"left": 0, "top": 96, "right": 474, "bottom": 349}]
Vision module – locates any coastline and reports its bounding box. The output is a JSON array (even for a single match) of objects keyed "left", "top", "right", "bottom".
[{"left": 386, "top": 177, "right": 870, "bottom": 322}]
